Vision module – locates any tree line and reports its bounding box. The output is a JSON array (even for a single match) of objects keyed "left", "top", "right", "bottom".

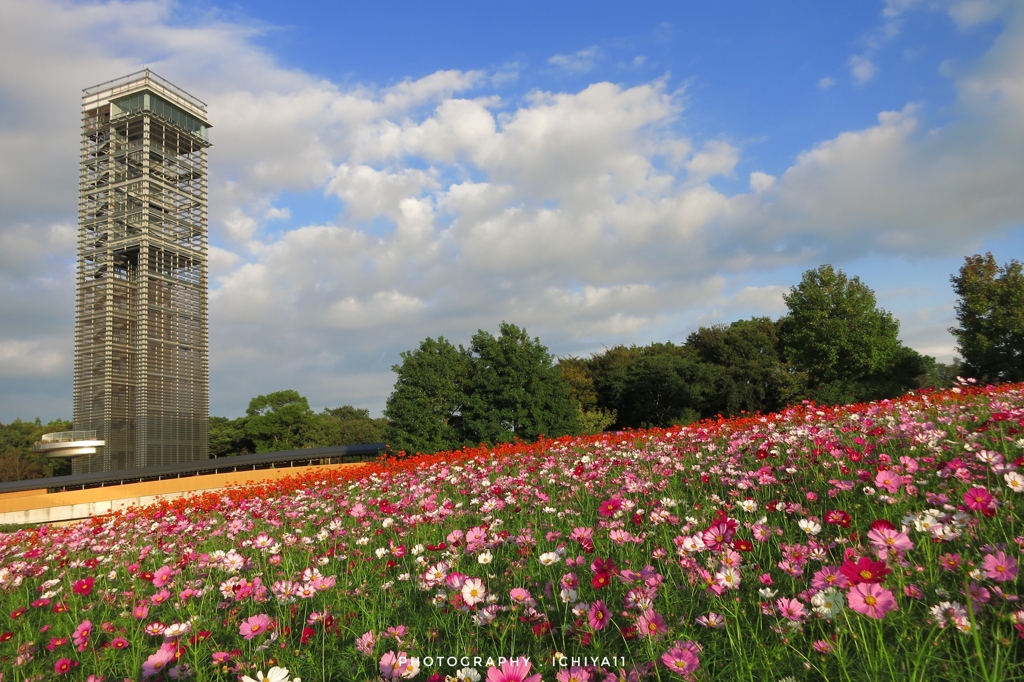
[
  {"left": 1, "top": 254, "right": 1020, "bottom": 480},
  {"left": 383, "top": 257, "right": 1022, "bottom": 454}
]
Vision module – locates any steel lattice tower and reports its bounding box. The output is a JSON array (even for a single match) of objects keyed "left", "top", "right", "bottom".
[{"left": 73, "top": 70, "right": 210, "bottom": 473}]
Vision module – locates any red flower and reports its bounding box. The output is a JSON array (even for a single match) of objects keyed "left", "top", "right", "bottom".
[
  {"left": 591, "top": 571, "right": 611, "bottom": 589},
  {"left": 839, "top": 557, "right": 891, "bottom": 585},
  {"left": 532, "top": 621, "right": 552, "bottom": 637},
  {"left": 732, "top": 538, "right": 753, "bottom": 553},
  {"left": 870, "top": 519, "right": 896, "bottom": 532},
  {"left": 825, "top": 510, "right": 851, "bottom": 527}
]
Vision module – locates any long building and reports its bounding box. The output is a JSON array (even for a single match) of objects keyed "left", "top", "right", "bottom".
[{"left": 55, "top": 70, "right": 211, "bottom": 473}]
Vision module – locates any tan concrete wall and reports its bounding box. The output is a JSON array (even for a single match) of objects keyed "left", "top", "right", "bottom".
[{"left": 0, "top": 462, "right": 365, "bottom": 526}]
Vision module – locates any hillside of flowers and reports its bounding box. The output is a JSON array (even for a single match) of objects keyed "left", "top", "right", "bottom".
[{"left": 1, "top": 380, "right": 1022, "bottom": 682}]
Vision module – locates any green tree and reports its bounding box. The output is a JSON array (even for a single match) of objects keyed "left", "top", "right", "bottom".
[
  {"left": 241, "top": 390, "right": 335, "bottom": 452},
  {"left": 781, "top": 264, "right": 927, "bottom": 403},
  {"left": 616, "top": 345, "right": 715, "bottom": 428},
  {"left": 558, "top": 357, "right": 616, "bottom": 434},
  {"left": 950, "top": 253, "right": 1024, "bottom": 383},
  {"left": 686, "top": 317, "right": 801, "bottom": 416},
  {"left": 383, "top": 337, "right": 470, "bottom": 455},
  {"left": 322, "top": 405, "right": 387, "bottom": 445},
  {"left": 461, "top": 323, "right": 580, "bottom": 444},
  {"left": 208, "top": 416, "right": 250, "bottom": 457},
  {"left": 0, "top": 418, "right": 73, "bottom": 480}
]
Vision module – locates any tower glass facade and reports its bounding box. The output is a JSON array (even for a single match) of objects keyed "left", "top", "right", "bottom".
[{"left": 73, "top": 70, "right": 210, "bottom": 473}]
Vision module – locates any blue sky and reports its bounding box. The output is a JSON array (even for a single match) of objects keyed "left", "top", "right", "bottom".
[{"left": 1, "top": 0, "right": 1022, "bottom": 422}]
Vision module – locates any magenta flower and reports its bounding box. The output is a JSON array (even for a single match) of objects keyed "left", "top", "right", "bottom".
[
  {"left": 486, "top": 657, "right": 542, "bottom": 682},
  {"left": 839, "top": 556, "right": 891, "bottom": 585},
  {"left": 239, "top": 613, "right": 272, "bottom": 640},
  {"left": 598, "top": 497, "right": 622, "bottom": 517},
  {"left": 963, "top": 487, "right": 996, "bottom": 516},
  {"left": 54, "top": 657, "right": 75, "bottom": 675},
  {"left": 848, "top": 582, "right": 898, "bottom": 619},
  {"left": 72, "top": 577, "right": 94, "bottom": 596},
  {"left": 982, "top": 551, "right": 1019, "bottom": 582},
  {"left": 588, "top": 600, "right": 611, "bottom": 631},
  {"left": 661, "top": 644, "right": 700, "bottom": 677}
]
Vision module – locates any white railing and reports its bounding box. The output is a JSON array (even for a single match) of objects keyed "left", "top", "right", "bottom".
[{"left": 40, "top": 431, "right": 98, "bottom": 443}]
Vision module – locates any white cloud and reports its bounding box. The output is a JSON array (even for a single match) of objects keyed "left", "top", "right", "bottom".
[
  {"left": 818, "top": 76, "right": 837, "bottom": 89},
  {"left": 848, "top": 54, "right": 878, "bottom": 84},
  {"left": 548, "top": 46, "right": 601, "bottom": 74}
]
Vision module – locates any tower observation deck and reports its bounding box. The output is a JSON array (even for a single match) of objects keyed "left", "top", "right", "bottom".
[{"left": 65, "top": 70, "right": 211, "bottom": 473}]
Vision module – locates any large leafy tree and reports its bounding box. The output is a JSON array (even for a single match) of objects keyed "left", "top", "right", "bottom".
[
  {"left": 322, "top": 405, "right": 387, "bottom": 446},
  {"left": 781, "top": 265, "right": 928, "bottom": 404},
  {"left": 383, "top": 337, "right": 470, "bottom": 455},
  {"left": 242, "top": 389, "right": 337, "bottom": 452},
  {"left": 0, "top": 417, "right": 73, "bottom": 481},
  {"left": 461, "top": 322, "right": 580, "bottom": 444},
  {"left": 686, "top": 317, "right": 801, "bottom": 416},
  {"left": 950, "top": 253, "right": 1024, "bottom": 383},
  {"left": 616, "top": 346, "right": 715, "bottom": 428}
]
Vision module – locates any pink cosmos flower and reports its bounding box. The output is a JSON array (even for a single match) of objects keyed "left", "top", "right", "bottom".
[
  {"left": 661, "top": 644, "right": 700, "bottom": 677},
  {"left": 486, "top": 657, "right": 542, "bottom": 682},
  {"left": 982, "top": 551, "right": 1019, "bottom": 582},
  {"left": 775, "top": 597, "right": 806, "bottom": 621},
  {"left": 72, "top": 620, "right": 92, "bottom": 652},
  {"left": 355, "top": 630, "right": 376, "bottom": 656},
  {"left": 152, "top": 565, "right": 173, "bottom": 588},
  {"left": 867, "top": 527, "right": 914, "bottom": 556},
  {"left": 588, "top": 600, "right": 611, "bottom": 631},
  {"left": 637, "top": 609, "right": 668, "bottom": 638},
  {"left": 811, "top": 566, "right": 851, "bottom": 591},
  {"left": 848, "top": 582, "right": 898, "bottom": 619},
  {"left": 150, "top": 588, "right": 171, "bottom": 605},
  {"left": 874, "top": 470, "right": 901, "bottom": 494},
  {"left": 54, "top": 657, "right": 75, "bottom": 675},
  {"left": 239, "top": 614, "right": 272, "bottom": 640},
  {"left": 141, "top": 647, "right": 175, "bottom": 678},
  {"left": 555, "top": 667, "right": 590, "bottom": 682}
]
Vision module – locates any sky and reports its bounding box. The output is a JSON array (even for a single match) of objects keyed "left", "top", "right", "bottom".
[{"left": 1, "top": 0, "right": 1023, "bottom": 423}]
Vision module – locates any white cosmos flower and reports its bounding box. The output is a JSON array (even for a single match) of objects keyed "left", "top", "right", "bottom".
[
  {"left": 241, "top": 667, "right": 295, "bottom": 682},
  {"left": 798, "top": 519, "right": 822, "bottom": 536},
  {"left": 1005, "top": 471, "right": 1024, "bottom": 493},
  {"left": 538, "top": 552, "right": 561, "bottom": 566},
  {"left": 478, "top": 551, "right": 493, "bottom": 565}
]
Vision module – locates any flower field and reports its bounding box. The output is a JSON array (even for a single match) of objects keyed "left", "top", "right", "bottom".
[{"left": 1, "top": 381, "right": 1023, "bottom": 682}]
